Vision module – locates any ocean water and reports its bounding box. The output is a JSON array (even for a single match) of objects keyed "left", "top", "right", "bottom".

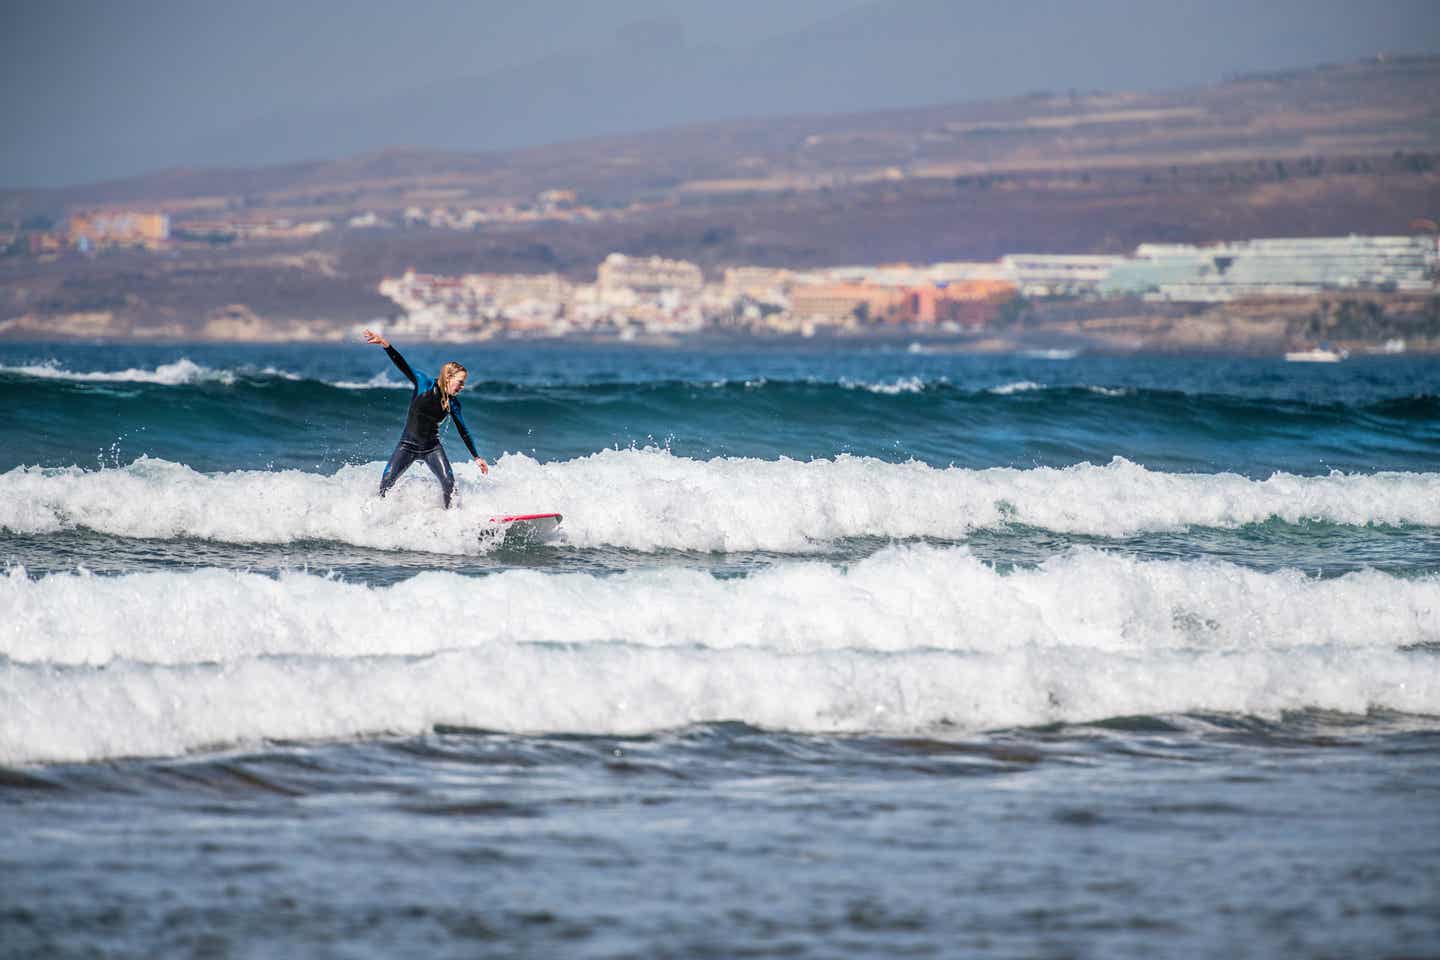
[{"left": 2, "top": 340, "right": 1438, "bottom": 958}]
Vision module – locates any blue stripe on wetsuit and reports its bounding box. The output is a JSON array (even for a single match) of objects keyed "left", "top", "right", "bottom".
[{"left": 383, "top": 345, "right": 480, "bottom": 458}]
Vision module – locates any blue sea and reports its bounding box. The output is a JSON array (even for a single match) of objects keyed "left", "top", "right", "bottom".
[{"left": 2, "top": 340, "right": 1438, "bottom": 958}]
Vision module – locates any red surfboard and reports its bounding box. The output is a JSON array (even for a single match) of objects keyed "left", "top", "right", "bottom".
[{"left": 487, "top": 512, "right": 563, "bottom": 543}]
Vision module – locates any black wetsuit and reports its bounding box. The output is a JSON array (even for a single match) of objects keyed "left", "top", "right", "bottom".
[{"left": 378, "top": 345, "right": 480, "bottom": 508}]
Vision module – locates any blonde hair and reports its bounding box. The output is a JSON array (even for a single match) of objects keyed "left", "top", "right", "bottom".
[{"left": 437, "top": 361, "right": 466, "bottom": 411}]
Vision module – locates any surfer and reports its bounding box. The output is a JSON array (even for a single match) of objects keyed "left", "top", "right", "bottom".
[{"left": 363, "top": 329, "right": 489, "bottom": 508}]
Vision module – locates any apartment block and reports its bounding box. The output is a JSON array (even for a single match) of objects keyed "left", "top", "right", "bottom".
[
  {"left": 1102, "top": 236, "right": 1436, "bottom": 302},
  {"left": 790, "top": 282, "right": 908, "bottom": 326},
  {"left": 597, "top": 253, "right": 704, "bottom": 297}
]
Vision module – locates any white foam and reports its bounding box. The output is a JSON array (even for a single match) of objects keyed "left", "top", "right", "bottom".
[
  {"left": 5, "top": 546, "right": 1437, "bottom": 667},
  {"left": 0, "top": 359, "right": 406, "bottom": 390},
  {"left": 0, "top": 456, "right": 490, "bottom": 554},
  {"left": 333, "top": 372, "right": 410, "bottom": 390},
  {"left": 0, "top": 358, "right": 236, "bottom": 385},
  {"left": 988, "top": 380, "right": 1045, "bottom": 395},
  {"left": 3, "top": 547, "right": 1438, "bottom": 764},
  {"left": 840, "top": 375, "right": 929, "bottom": 394},
  {"left": 3, "top": 452, "right": 1438, "bottom": 554},
  {"left": 989, "top": 381, "right": 1129, "bottom": 397},
  {"left": 2, "top": 546, "right": 1440, "bottom": 765}
]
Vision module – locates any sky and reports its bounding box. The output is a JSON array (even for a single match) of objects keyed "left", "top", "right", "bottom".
[{"left": 3, "top": 0, "right": 1439, "bottom": 190}]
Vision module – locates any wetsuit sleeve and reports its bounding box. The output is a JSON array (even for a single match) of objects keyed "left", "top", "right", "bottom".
[
  {"left": 383, "top": 345, "right": 419, "bottom": 387},
  {"left": 450, "top": 399, "right": 482, "bottom": 459}
]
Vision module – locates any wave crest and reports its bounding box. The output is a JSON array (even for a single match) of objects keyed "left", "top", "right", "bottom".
[
  {"left": 0, "top": 358, "right": 238, "bottom": 385},
  {"left": 4, "top": 547, "right": 1437, "bottom": 764},
  {"left": 2, "top": 452, "right": 1438, "bottom": 553}
]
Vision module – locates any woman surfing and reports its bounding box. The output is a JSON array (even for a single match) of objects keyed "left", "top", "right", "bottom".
[{"left": 363, "top": 329, "right": 489, "bottom": 509}]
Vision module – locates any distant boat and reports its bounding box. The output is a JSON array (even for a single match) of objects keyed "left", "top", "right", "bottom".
[{"left": 1284, "top": 347, "right": 1348, "bottom": 363}]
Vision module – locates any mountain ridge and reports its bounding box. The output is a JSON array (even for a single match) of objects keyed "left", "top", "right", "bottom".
[{"left": 4, "top": 53, "right": 1435, "bottom": 218}]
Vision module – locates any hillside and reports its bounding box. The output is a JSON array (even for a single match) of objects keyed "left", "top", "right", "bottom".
[{"left": 1, "top": 55, "right": 1436, "bottom": 340}]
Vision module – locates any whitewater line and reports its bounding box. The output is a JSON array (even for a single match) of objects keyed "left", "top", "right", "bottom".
[{"left": 2, "top": 451, "right": 1439, "bottom": 553}]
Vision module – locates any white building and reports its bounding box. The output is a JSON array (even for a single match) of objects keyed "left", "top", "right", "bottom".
[
  {"left": 723, "top": 266, "right": 793, "bottom": 306},
  {"left": 1000, "top": 254, "right": 1127, "bottom": 297},
  {"left": 597, "top": 253, "right": 704, "bottom": 297},
  {"left": 1101, "top": 235, "right": 1436, "bottom": 302}
]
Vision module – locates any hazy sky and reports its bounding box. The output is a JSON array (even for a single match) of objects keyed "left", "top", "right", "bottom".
[{"left": 4, "top": 0, "right": 1438, "bottom": 189}]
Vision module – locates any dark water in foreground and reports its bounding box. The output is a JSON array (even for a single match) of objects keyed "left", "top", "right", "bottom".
[
  {"left": 8, "top": 718, "right": 1440, "bottom": 959},
  {"left": 2, "top": 342, "right": 1439, "bottom": 957}
]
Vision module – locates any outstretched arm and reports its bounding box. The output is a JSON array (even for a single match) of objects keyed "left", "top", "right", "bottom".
[
  {"left": 362, "top": 328, "right": 417, "bottom": 386},
  {"left": 451, "top": 402, "right": 490, "bottom": 474}
]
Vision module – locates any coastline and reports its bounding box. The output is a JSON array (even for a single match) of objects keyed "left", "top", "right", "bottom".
[{"left": 3, "top": 291, "right": 1434, "bottom": 357}]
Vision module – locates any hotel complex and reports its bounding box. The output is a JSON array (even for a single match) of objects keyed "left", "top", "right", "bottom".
[{"left": 377, "top": 235, "right": 1438, "bottom": 341}]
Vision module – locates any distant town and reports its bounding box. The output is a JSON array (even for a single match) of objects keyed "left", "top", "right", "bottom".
[
  {"left": 2, "top": 200, "right": 1436, "bottom": 352},
  {"left": 375, "top": 235, "right": 1436, "bottom": 343},
  {"left": 2, "top": 56, "right": 1437, "bottom": 354}
]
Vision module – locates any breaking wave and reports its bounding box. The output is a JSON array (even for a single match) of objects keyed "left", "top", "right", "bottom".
[
  {"left": 0, "top": 358, "right": 243, "bottom": 386},
  {"left": 2, "top": 452, "right": 1438, "bottom": 554},
  {"left": 3, "top": 545, "right": 1437, "bottom": 764}
]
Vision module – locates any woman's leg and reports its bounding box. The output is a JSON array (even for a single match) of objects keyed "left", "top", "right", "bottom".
[
  {"left": 378, "top": 442, "right": 421, "bottom": 497},
  {"left": 422, "top": 445, "right": 456, "bottom": 508}
]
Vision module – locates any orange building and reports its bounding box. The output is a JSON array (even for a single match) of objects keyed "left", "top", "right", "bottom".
[
  {"left": 69, "top": 210, "right": 170, "bottom": 250},
  {"left": 790, "top": 282, "right": 907, "bottom": 325},
  {"left": 903, "top": 279, "right": 1018, "bottom": 327}
]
